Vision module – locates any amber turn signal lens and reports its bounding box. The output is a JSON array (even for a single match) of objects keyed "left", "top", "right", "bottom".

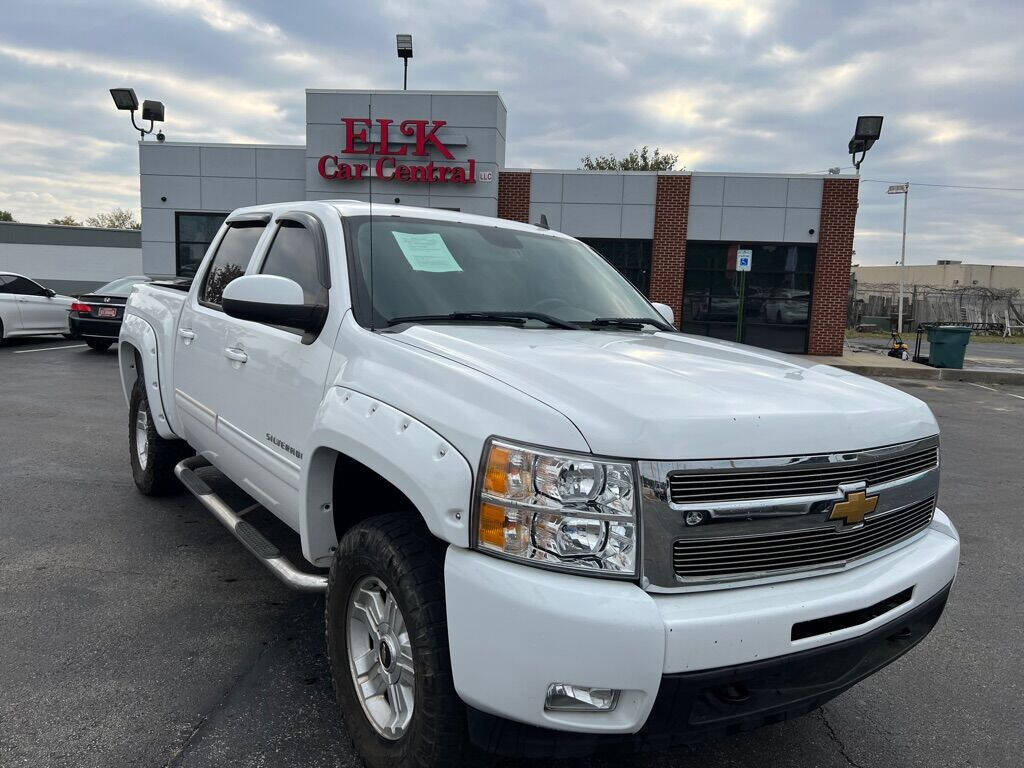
[
  {"left": 478, "top": 502, "right": 507, "bottom": 549},
  {"left": 484, "top": 445, "right": 510, "bottom": 496}
]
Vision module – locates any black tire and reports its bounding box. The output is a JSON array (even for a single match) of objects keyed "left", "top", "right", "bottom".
[
  {"left": 326, "top": 513, "right": 470, "bottom": 768},
  {"left": 129, "top": 377, "right": 191, "bottom": 495},
  {"left": 86, "top": 339, "right": 113, "bottom": 351}
]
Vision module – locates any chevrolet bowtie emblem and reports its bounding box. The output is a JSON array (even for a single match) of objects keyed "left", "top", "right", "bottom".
[{"left": 829, "top": 491, "right": 879, "bottom": 526}]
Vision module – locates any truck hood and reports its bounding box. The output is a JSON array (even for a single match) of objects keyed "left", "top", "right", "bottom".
[{"left": 390, "top": 326, "right": 938, "bottom": 459}]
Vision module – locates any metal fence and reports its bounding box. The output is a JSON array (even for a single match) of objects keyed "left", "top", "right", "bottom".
[{"left": 849, "top": 281, "right": 1024, "bottom": 335}]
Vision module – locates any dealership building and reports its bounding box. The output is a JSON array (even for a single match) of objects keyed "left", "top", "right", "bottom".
[{"left": 137, "top": 89, "right": 859, "bottom": 355}]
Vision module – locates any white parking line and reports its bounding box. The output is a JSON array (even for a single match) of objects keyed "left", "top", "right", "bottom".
[
  {"left": 968, "top": 381, "right": 1024, "bottom": 400},
  {"left": 12, "top": 344, "right": 87, "bottom": 354}
]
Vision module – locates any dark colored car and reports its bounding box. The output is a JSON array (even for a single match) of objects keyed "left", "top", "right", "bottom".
[{"left": 69, "top": 276, "right": 152, "bottom": 351}]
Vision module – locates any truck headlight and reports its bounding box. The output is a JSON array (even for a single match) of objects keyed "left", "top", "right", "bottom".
[{"left": 473, "top": 439, "right": 638, "bottom": 577}]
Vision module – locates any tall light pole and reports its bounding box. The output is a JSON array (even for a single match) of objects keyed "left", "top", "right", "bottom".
[
  {"left": 396, "top": 34, "right": 413, "bottom": 90},
  {"left": 887, "top": 183, "right": 910, "bottom": 332}
]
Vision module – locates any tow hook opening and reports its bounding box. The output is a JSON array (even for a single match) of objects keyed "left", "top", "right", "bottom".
[
  {"left": 714, "top": 683, "right": 751, "bottom": 704},
  {"left": 888, "top": 626, "right": 914, "bottom": 643}
]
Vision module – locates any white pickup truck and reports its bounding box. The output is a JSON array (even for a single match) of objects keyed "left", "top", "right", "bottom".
[{"left": 119, "top": 200, "right": 959, "bottom": 767}]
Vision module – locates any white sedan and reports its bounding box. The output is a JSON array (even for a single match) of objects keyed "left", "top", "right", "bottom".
[{"left": 0, "top": 272, "right": 74, "bottom": 341}]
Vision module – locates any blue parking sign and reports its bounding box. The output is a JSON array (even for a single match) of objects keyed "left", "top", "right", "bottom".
[{"left": 737, "top": 248, "right": 752, "bottom": 272}]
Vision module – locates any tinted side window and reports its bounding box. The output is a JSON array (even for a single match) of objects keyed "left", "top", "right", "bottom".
[
  {"left": 0, "top": 276, "right": 11, "bottom": 293},
  {"left": 5, "top": 276, "right": 45, "bottom": 296},
  {"left": 199, "top": 223, "right": 266, "bottom": 306},
  {"left": 259, "top": 222, "right": 324, "bottom": 305}
]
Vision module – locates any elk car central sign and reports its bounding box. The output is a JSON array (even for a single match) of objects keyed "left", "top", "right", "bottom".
[{"left": 317, "top": 117, "right": 479, "bottom": 184}]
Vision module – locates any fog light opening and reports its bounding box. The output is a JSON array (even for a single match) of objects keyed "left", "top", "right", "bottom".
[{"left": 544, "top": 683, "right": 620, "bottom": 712}]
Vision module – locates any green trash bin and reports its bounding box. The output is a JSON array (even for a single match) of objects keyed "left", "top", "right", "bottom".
[{"left": 927, "top": 325, "right": 972, "bottom": 369}]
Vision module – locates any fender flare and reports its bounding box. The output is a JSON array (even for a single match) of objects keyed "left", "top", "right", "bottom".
[
  {"left": 118, "top": 314, "right": 178, "bottom": 440},
  {"left": 300, "top": 387, "right": 474, "bottom": 566}
]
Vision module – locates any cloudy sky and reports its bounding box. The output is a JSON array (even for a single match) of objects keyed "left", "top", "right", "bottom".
[{"left": 1, "top": 0, "right": 1022, "bottom": 265}]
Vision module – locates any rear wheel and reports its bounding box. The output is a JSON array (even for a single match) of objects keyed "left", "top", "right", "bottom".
[
  {"left": 86, "top": 339, "right": 112, "bottom": 351},
  {"left": 326, "top": 514, "right": 470, "bottom": 768},
  {"left": 129, "top": 377, "right": 190, "bottom": 495}
]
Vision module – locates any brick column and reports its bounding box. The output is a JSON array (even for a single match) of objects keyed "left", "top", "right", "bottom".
[
  {"left": 497, "top": 171, "right": 531, "bottom": 223},
  {"left": 807, "top": 177, "right": 859, "bottom": 355},
  {"left": 648, "top": 174, "right": 691, "bottom": 325}
]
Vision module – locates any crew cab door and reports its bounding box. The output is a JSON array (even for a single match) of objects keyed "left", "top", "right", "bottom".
[
  {"left": 173, "top": 216, "right": 269, "bottom": 474},
  {"left": 216, "top": 211, "right": 339, "bottom": 528}
]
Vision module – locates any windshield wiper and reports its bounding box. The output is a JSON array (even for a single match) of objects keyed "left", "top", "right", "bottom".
[
  {"left": 590, "top": 316, "right": 675, "bottom": 332},
  {"left": 385, "top": 311, "right": 580, "bottom": 330}
]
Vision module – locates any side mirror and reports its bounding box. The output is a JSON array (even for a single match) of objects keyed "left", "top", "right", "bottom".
[
  {"left": 44, "top": 288, "right": 56, "bottom": 298},
  {"left": 652, "top": 302, "right": 674, "bottom": 327},
  {"left": 222, "top": 274, "right": 325, "bottom": 333}
]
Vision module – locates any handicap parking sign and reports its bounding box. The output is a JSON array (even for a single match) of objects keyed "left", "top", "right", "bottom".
[{"left": 737, "top": 249, "right": 752, "bottom": 272}]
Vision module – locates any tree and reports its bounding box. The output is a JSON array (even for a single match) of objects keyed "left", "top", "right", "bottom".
[
  {"left": 49, "top": 215, "right": 82, "bottom": 226},
  {"left": 579, "top": 146, "right": 680, "bottom": 171},
  {"left": 86, "top": 207, "right": 141, "bottom": 230},
  {"left": 0, "top": 210, "right": 14, "bottom": 222}
]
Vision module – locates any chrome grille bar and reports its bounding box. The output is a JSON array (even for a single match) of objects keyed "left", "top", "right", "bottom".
[
  {"left": 669, "top": 445, "right": 937, "bottom": 505},
  {"left": 672, "top": 497, "right": 935, "bottom": 578}
]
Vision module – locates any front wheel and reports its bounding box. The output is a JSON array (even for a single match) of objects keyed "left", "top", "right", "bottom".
[
  {"left": 128, "top": 377, "right": 191, "bottom": 495},
  {"left": 86, "top": 339, "right": 112, "bottom": 351},
  {"left": 326, "top": 514, "right": 469, "bottom": 768}
]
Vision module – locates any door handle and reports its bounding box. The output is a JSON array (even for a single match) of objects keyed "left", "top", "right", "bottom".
[
  {"left": 223, "top": 347, "right": 248, "bottom": 364},
  {"left": 178, "top": 328, "right": 196, "bottom": 340}
]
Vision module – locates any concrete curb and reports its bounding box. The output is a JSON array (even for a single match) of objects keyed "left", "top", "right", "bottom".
[
  {"left": 933, "top": 368, "right": 1024, "bottom": 385},
  {"left": 832, "top": 364, "right": 1024, "bottom": 385}
]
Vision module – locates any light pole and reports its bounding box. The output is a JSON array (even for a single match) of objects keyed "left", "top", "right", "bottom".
[
  {"left": 396, "top": 34, "right": 413, "bottom": 90},
  {"left": 887, "top": 183, "right": 910, "bottom": 332}
]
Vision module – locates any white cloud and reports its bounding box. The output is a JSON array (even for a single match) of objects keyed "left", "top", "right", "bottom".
[
  {"left": 0, "top": 42, "right": 287, "bottom": 123},
  {"left": 148, "top": 0, "right": 283, "bottom": 41}
]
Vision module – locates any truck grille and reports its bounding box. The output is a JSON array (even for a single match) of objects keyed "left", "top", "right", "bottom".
[
  {"left": 668, "top": 444, "right": 938, "bottom": 505},
  {"left": 672, "top": 496, "right": 935, "bottom": 579}
]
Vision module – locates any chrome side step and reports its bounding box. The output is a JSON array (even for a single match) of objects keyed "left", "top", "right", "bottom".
[{"left": 174, "top": 456, "right": 328, "bottom": 593}]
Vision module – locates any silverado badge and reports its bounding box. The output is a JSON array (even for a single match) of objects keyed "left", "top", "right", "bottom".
[{"left": 828, "top": 491, "right": 879, "bottom": 526}]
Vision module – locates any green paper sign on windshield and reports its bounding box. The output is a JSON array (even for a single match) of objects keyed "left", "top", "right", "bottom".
[{"left": 392, "top": 231, "right": 463, "bottom": 273}]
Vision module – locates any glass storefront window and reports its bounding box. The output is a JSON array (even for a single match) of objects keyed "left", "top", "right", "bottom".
[
  {"left": 176, "top": 212, "right": 228, "bottom": 277},
  {"left": 578, "top": 238, "right": 653, "bottom": 295},
  {"left": 682, "top": 242, "right": 816, "bottom": 353}
]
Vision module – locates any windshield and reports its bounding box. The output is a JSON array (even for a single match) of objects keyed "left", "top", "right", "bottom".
[
  {"left": 345, "top": 216, "right": 665, "bottom": 328},
  {"left": 94, "top": 276, "right": 152, "bottom": 295}
]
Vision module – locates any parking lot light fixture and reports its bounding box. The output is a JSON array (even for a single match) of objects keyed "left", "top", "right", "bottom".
[
  {"left": 109, "top": 87, "right": 164, "bottom": 140},
  {"left": 141, "top": 100, "right": 165, "bottom": 123},
  {"left": 396, "top": 34, "right": 413, "bottom": 90},
  {"left": 109, "top": 88, "right": 139, "bottom": 111},
  {"left": 849, "top": 115, "right": 883, "bottom": 172}
]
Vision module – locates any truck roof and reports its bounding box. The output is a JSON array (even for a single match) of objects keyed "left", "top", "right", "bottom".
[{"left": 226, "top": 199, "right": 569, "bottom": 238}]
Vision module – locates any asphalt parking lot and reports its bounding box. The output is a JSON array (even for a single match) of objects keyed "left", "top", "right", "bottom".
[{"left": 2, "top": 336, "right": 1022, "bottom": 768}]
